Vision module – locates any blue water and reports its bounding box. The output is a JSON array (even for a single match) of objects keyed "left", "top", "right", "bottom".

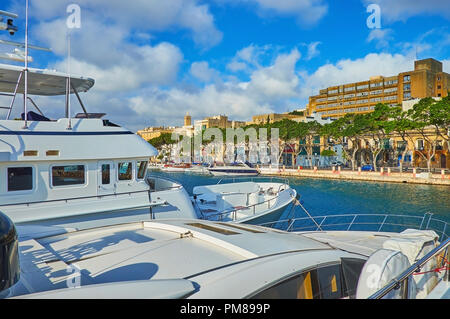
[{"left": 149, "top": 171, "right": 450, "bottom": 232}]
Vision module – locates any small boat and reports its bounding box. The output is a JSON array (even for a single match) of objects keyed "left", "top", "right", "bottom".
[
  {"left": 207, "top": 161, "right": 259, "bottom": 176},
  {"left": 161, "top": 163, "right": 191, "bottom": 172},
  {"left": 192, "top": 179, "right": 296, "bottom": 224},
  {"left": 185, "top": 162, "right": 209, "bottom": 174}
]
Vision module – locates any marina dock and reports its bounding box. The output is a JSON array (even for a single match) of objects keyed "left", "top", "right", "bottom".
[{"left": 259, "top": 167, "right": 450, "bottom": 186}]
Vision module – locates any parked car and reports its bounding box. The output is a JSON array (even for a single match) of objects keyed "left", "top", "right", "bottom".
[
  {"left": 331, "top": 160, "right": 345, "bottom": 167},
  {"left": 361, "top": 164, "right": 374, "bottom": 171}
]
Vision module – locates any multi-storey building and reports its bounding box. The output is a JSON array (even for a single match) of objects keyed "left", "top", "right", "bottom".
[
  {"left": 307, "top": 58, "right": 450, "bottom": 119},
  {"left": 136, "top": 126, "right": 175, "bottom": 141},
  {"left": 251, "top": 112, "right": 305, "bottom": 125}
]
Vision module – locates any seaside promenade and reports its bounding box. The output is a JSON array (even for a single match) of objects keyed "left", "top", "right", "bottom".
[{"left": 259, "top": 166, "right": 450, "bottom": 186}]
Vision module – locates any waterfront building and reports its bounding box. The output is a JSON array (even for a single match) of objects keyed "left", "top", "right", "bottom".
[
  {"left": 251, "top": 111, "right": 305, "bottom": 125},
  {"left": 307, "top": 58, "right": 450, "bottom": 119},
  {"left": 345, "top": 128, "right": 449, "bottom": 169},
  {"left": 136, "top": 126, "right": 175, "bottom": 141}
]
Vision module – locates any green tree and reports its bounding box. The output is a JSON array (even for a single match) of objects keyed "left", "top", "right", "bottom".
[
  {"left": 361, "top": 103, "right": 392, "bottom": 171},
  {"left": 408, "top": 98, "right": 445, "bottom": 171}
]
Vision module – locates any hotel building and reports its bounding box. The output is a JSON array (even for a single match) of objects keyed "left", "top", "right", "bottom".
[{"left": 307, "top": 58, "right": 450, "bottom": 118}]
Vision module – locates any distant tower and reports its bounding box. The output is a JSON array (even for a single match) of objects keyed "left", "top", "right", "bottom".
[{"left": 184, "top": 112, "right": 192, "bottom": 126}]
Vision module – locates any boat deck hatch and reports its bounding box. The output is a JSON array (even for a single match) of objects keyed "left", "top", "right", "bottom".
[
  {"left": 216, "top": 222, "right": 265, "bottom": 234},
  {"left": 185, "top": 223, "right": 240, "bottom": 235}
]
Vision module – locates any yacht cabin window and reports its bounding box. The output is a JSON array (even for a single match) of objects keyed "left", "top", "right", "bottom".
[
  {"left": 52, "top": 165, "right": 85, "bottom": 186},
  {"left": 118, "top": 162, "right": 133, "bottom": 181},
  {"left": 7, "top": 167, "right": 33, "bottom": 191},
  {"left": 250, "top": 259, "right": 365, "bottom": 299},
  {"left": 101, "top": 164, "right": 111, "bottom": 184},
  {"left": 136, "top": 161, "right": 148, "bottom": 180}
]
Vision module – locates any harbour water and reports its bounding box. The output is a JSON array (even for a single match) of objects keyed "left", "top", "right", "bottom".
[{"left": 150, "top": 170, "right": 450, "bottom": 232}]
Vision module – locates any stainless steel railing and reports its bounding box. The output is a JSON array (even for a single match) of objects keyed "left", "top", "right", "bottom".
[{"left": 258, "top": 212, "right": 450, "bottom": 241}]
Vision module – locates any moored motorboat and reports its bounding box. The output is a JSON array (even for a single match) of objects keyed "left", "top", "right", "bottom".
[
  {"left": 192, "top": 179, "right": 296, "bottom": 224},
  {"left": 207, "top": 161, "right": 259, "bottom": 176}
]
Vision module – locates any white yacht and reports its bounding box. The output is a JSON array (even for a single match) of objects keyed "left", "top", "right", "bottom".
[
  {"left": 207, "top": 161, "right": 259, "bottom": 176},
  {"left": 0, "top": 63, "right": 200, "bottom": 228},
  {"left": 0, "top": 211, "right": 448, "bottom": 299},
  {"left": 192, "top": 179, "right": 296, "bottom": 224}
]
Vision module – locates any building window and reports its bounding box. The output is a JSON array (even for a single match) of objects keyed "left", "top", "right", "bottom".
[
  {"left": 403, "top": 75, "right": 411, "bottom": 82},
  {"left": 8, "top": 167, "right": 33, "bottom": 191},
  {"left": 384, "top": 87, "right": 397, "bottom": 93},
  {"left": 417, "top": 139, "right": 424, "bottom": 150},
  {"left": 101, "top": 164, "right": 110, "bottom": 185},
  {"left": 137, "top": 161, "right": 148, "bottom": 180},
  {"left": 437, "top": 85, "right": 441, "bottom": 90},
  {"left": 403, "top": 92, "right": 412, "bottom": 99},
  {"left": 357, "top": 84, "right": 369, "bottom": 90},
  {"left": 52, "top": 165, "right": 85, "bottom": 186},
  {"left": 370, "top": 82, "right": 383, "bottom": 88},
  {"left": 385, "top": 79, "right": 398, "bottom": 86},
  {"left": 118, "top": 162, "right": 133, "bottom": 181},
  {"left": 403, "top": 83, "right": 411, "bottom": 91}
]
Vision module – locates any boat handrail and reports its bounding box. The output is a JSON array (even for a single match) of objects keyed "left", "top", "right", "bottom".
[
  {"left": 201, "top": 186, "right": 293, "bottom": 222},
  {"left": 368, "top": 237, "right": 450, "bottom": 299},
  {"left": 257, "top": 212, "right": 450, "bottom": 241},
  {"left": 215, "top": 176, "right": 290, "bottom": 186},
  {"left": 0, "top": 186, "right": 180, "bottom": 208}
]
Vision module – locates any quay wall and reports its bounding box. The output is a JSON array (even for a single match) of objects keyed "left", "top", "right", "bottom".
[{"left": 259, "top": 167, "right": 450, "bottom": 186}]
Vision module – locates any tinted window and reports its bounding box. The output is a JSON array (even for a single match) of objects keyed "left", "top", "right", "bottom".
[
  {"left": 317, "top": 264, "right": 343, "bottom": 299},
  {"left": 118, "top": 162, "right": 132, "bottom": 180},
  {"left": 52, "top": 165, "right": 85, "bottom": 186},
  {"left": 137, "top": 161, "right": 147, "bottom": 180},
  {"left": 341, "top": 258, "right": 366, "bottom": 299},
  {"left": 251, "top": 270, "right": 320, "bottom": 299},
  {"left": 8, "top": 167, "right": 33, "bottom": 191},
  {"left": 102, "top": 164, "right": 110, "bottom": 184}
]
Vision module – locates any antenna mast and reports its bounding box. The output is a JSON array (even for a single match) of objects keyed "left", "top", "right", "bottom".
[{"left": 23, "top": 0, "right": 29, "bottom": 129}]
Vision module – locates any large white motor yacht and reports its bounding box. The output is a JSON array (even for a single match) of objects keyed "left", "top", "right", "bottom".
[
  {"left": 0, "top": 63, "right": 200, "bottom": 228},
  {"left": 0, "top": 211, "right": 448, "bottom": 299}
]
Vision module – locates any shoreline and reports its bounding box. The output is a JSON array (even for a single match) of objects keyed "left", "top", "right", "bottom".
[{"left": 259, "top": 168, "right": 450, "bottom": 186}]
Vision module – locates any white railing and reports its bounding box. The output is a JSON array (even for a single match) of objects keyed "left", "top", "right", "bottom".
[{"left": 258, "top": 212, "right": 449, "bottom": 241}]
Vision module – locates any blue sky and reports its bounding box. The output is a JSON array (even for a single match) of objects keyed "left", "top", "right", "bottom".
[{"left": 0, "top": 0, "right": 449, "bottom": 131}]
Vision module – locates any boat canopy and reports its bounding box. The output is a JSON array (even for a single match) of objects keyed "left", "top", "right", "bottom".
[{"left": 0, "top": 63, "right": 94, "bottom": 96}]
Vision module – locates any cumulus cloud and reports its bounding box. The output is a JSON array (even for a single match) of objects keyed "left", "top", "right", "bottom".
[
  {"left": 129, "top": 48, "right": 303, "bottom": 127},
  {"left": 190, "top": 61, "right": 220, "bottom": 83},
  {"left": 28, "top": 0, "right": 223, "bottom": 48},
  {"left": 367, "top": 29, "right": 394, "bottom": 49},
  {"left": 361, "top": 0, "right": 450, "bottom": 22}
]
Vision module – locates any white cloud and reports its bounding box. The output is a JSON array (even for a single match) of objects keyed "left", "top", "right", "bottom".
[
  {"left": 304, "top": 41, "right": 321, "bottom": 60},
  {"left": 226, "top": 44, "right": 274, "bottom": 73},
  {"left": 29, "top": 0, "right": 223, "bottom": 48},
  {"left": 361, "top": 0, "right": 450, "bottom": 22},
  {"left": 190, "top": 61, "right": 219, "bottom": 83},
  {"left": 367, "top": 29, "right": 394, "bottom": 49},
  {"left": 129, "top": 48, "right": 303, "bottom": 127},
  {"left": 48, "top": 41, "right": 183, "bottom": 92}
]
